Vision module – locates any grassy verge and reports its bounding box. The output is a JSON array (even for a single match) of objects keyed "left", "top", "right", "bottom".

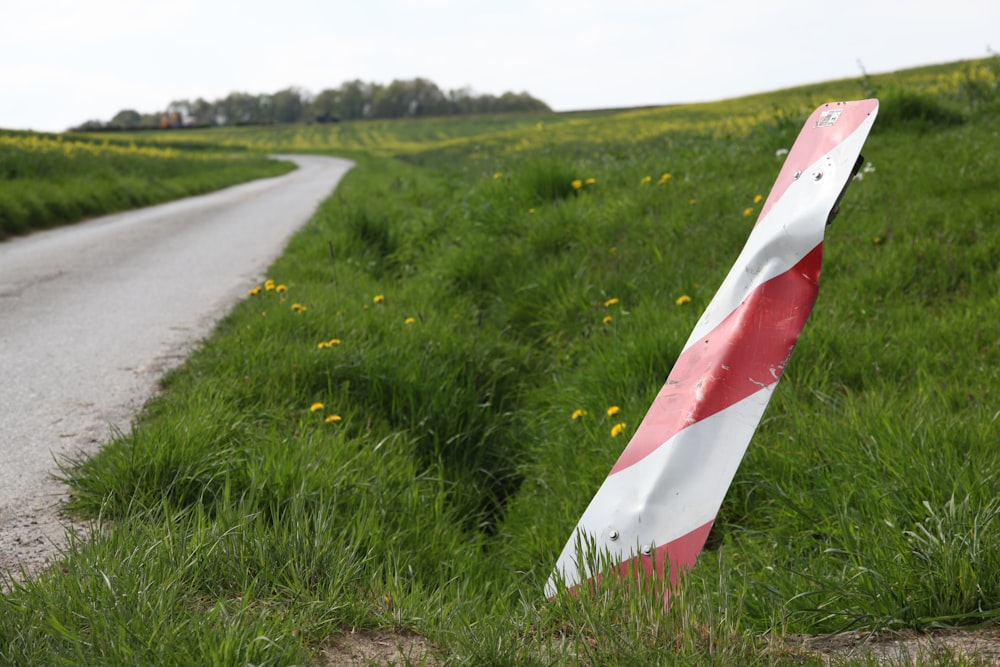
[
  {"left": 0, "top": 131, "right": 294, "bottom": 239},
  {"left": 1, "top": 58, "right": 999, "bottom": 665}
]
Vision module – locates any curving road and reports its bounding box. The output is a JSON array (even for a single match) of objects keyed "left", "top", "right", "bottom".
[{"left": 0, "top": 155, "right": 353, "bottom": 579}]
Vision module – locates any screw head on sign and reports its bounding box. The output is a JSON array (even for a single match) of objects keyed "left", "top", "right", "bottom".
[
  {"left": 641, "top": 544, "right": 652, "bottom": 556},
  {"left": 608, "top": 529, "right": 620, "bottom": 541},
  {"left": 793, "top": 170, "right": 802, "bottom": 180},
  {"left": 812, "top": 170, "right": 824, "bottom": 181}
]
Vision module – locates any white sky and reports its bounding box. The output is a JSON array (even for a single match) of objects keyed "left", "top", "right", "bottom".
[{"left": 0, "top": 0, "right": 996, "bottom": 133}]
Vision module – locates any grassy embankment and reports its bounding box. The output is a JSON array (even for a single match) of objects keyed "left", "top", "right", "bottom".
[
  {"left": 1, "top": 58, "right": 999, "bottom": 665},
  {"left": 0, "top": 132, "right": 294, "bottom": 240}
]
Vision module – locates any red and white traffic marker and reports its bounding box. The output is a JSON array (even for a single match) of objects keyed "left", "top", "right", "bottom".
[{"left": 546, "top": 99, "right": 879, "bottom": 598}]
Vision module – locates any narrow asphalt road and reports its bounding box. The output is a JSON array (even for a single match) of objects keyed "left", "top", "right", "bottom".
[{"left": 0, "top": 155, "right": 353, "bottom": 579}]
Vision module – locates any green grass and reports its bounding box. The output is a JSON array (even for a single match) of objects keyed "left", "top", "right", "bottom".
[
  {"left": 0, "top": 131, "right": 294, "bottom": 239},
  {"left": 2, "top": 57, "right": 1000, "bottom": 665}
]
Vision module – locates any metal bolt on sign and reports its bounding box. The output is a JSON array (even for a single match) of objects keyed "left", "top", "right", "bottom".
[{"left": 546, "top": 100, "right": 879, "bottom": 599}]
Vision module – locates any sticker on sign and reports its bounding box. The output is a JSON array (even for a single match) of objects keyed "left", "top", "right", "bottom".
[{"left": 815, "top": 109, "right": 843, "bottom": 127}]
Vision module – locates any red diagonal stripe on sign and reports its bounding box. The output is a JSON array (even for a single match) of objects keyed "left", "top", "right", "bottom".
[
  {"left": 618, "top": 520, "right": 716, "bottom": 586},
  {"left": 609, "top": 243, "right": 824, "bottom": 475},
  {"left": 566, "top": 521, "right": 715, "bottom": 597}
]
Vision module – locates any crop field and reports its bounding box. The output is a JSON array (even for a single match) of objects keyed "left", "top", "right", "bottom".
[
  {"left": 0, "top": 132, "right": 294, "bottom": 239},
  {"left": 97, "top": 60, "right": 995, "bottom": 156},
  {"left": 1, "top": 58, "right": 999, "bottom": 665}
]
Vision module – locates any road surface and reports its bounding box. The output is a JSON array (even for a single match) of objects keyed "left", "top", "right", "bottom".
[{"left": 0, "top": 155, "right": 353, "bottom": 580}]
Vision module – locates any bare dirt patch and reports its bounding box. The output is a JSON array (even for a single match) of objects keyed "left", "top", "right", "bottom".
[
  {"left": 319, "top": 630, "right": 440, "bottom": 666},
  {"left": 316, "top": 626, "right": 1000, "bottom": 665},
  {"left": 787, "top": 627, "right": 1000, "bottom": 665}
]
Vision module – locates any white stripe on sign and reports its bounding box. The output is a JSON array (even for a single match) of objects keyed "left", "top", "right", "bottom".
[
  {"left": 545, "top": 387, "right": 774, "bottom": 596},
  {"left": 687, "top": 114, "right": 878, "bottom": 349}
]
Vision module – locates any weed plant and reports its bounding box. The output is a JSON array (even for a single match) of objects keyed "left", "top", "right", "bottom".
[{"left": 1, "top": 57, "right": 999, "bottom": 665}]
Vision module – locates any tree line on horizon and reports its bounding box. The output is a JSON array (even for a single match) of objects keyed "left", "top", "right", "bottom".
[{"left": 73, "top": 78, "right": 551, "bottom": 131}]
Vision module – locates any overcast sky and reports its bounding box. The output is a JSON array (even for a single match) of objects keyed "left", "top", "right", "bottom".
[{"left": 1, "top": 0, "right": 996, "bottom": 133}]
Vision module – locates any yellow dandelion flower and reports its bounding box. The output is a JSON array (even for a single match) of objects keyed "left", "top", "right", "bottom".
[
  {"left": 571, "top": 409, "right": 587, "bottom": 420},
  {"left": 585, "top": 178, "right": 595, "bottom": 185},
  {"left": 310, "top": 402, "right": 324, "bottom": 412},
  {"left": 743, "top": 207, "right": 754, "bottom": 217},
  {"left": 528, "top": 208, "right": 535, "bottom": 214},
  {"left": 325, "top": 414, "right": 342, "bottom": 423},
  {"left": 872, "top": 236, "right": 883, "bottom": 245},
  {"left": 753, "top": 194, "right": 763, "bottom": 203},
  {"left": 373, "top": 294, "right": 385, "bottom": 304},
  {"left": 689, "top": 199, "right": 697, "bottom": 205},
  {"left": 602, "top": 315, "right": 613, "bottom": 324},
  {"left": 404, "top": 317, "right": 416, "bottom": 325},
  {"left": 493, "top": 171, "right": 503, "bottom": 179},
  {"left": 317, "top": 341, "right": 329, "bottom": 349},
  {"left": 327, "top": 338, "right": 341, "bottom": 346},
  {"left": 276, "top": 284, "right": 287, "bottom": 293},
  {"left": 640, "top": 175, "right": 652, "bottom": 185},
  {"left": 571, "top": 179, "right": 583, "bottom": 190},
  {"left": 611, "top": 422, "right": 626, "bottom": 438},
  {"left": 264, "top": 279, "right": 276, "bottom": 291},
  {"left": 248, "top": 286, "right": 262, "bottom": 296},
  {"left": 607, "top": 405, "right": 620, "bottom": 417},
  {"left": 657, "top": 172, "right": 672, "bottom": 185},
  {"left": 291, "top": 303, "right": 307, "bottom": 313},
  {"left": 603, "top": 297, "right": 619, "bottom": 307},
  {"left": 675, "top": 294, "right": 692, "bottom": 305}
]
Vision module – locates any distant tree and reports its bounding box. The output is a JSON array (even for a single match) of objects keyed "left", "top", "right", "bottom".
[
  {"left": 109, "top": 109, "right": 143, "bottom": 129},
  {"left": 77, "top": 78, "right": 551, "bottom": 130},
  {"left": 270, "top": 87, "right": 307, "bottom": 124},
  {"left": 336, "top": 79, "right": 376, "bottom": 120},
  {"left": 217, "top": 92, "right": 263, "bottom": 125},
  {"left": 214, "top": 94, "right": 235, "bottom": 125},
  {"left": 408, "top": 78, "right": 447, "bottom": 116},
  {"left": 371, "top": 78, "right": 449, "bottom": 118},
  {"left": 370, "top": 80, "right": 411, "bottom": 118},
  {"left": 257, "top": 93, "right": 274, "bottom": 123},
  {"left": 472, "top": 94, "right": 493, "bottom": 114},
  {"left": 497, "top": 91, "right": 550, "bottom": 113},
  {"left": 189, "top": 98, "right": 216, "bottom": 126},
  {"left": 447, "top": 87, "right": 475, "bottom": 114},
  {"left": 72, "top": 119, "right": 107, "bottom": 131},
  {"left": 310, "top": 89, "right": 341, "bottom": 122},
  {"left": 166, "top": 99, "right": 191, "bottom": 124}
]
